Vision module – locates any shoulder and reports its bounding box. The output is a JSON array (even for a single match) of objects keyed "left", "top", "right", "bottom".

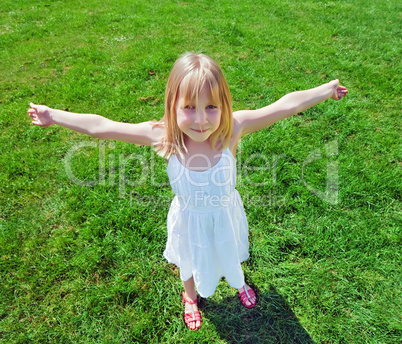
[
  {"left": 228, "top": 116, "right": 244, "bottom": 155},
  {"left": 231, "top": 110, "right": 252, "bottom": 141},
  {"left": 145, "top": 120, "right": 166, "bottom": 142},
  {"left": 232, "top": 115, "right": 243, "bottom": 139}
]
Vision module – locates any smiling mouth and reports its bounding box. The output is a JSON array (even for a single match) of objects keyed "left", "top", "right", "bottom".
[{"left": 192, "top": 129, "right": 208, "bottom": 133}]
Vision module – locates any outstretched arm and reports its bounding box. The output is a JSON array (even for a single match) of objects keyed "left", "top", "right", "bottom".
[
  {"left": 234, "top": 80, "right": 348, "bottom": 137},
  {"left": 28, "top": 103, "right": 164, "bottom": 146}
]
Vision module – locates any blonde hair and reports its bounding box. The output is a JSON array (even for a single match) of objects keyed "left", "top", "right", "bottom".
[{"left": 157, "top": 53, "right": 233, "bottom": 159}]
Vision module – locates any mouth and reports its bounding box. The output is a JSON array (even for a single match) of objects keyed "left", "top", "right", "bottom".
[{"left": 191, "top": 128, "right": 208, "bottom": 133}]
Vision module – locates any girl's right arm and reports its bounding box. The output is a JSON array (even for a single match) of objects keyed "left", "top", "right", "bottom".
[{"left": 28, "top": 103, "right": 164, "bottom": 146}]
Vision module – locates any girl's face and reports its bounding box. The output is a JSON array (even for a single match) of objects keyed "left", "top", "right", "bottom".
[{"left": 176, "top": 87, "right": 221, "bottom": 143}]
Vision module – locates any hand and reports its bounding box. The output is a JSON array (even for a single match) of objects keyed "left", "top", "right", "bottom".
[
  {"left": 329, "top": 79, "right": 349, "bottom": 100},
  {"left": 28, "top": 103, "right": 54, "bottom": 127}
]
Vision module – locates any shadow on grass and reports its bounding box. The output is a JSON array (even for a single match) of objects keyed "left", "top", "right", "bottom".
[{"left": 201, "top": 284, "right": 315, "bottom": 344}]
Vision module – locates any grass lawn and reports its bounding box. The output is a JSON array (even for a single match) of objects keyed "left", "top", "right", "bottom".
[{"left": 0, "top": 0, "right": 400, "bottom": 343}]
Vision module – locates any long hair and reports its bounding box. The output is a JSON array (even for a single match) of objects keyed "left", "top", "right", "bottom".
[{"left": 157, "top": 53, "right": 233, "bottom": 159}]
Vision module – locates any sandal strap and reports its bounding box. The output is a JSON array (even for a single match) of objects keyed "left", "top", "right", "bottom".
[
  {"left": 239, "top": 286, "right": 257, "bottom": 308},
  {"left": 239, "top": 288, "right": 256, "bottom": 301},
  {"left": 182, "top": 292, "right": 198, "bottom": 305},
  {"left": 182, "top": 292, "right": 202, "bottom": 330},
  {"left": 184, "top": 310, "right": 202, "bottom": 322}
]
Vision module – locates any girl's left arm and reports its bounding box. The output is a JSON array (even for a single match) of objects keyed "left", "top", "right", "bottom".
[{"left": 234, "top": 79, "right": 348, "bottom": 137}]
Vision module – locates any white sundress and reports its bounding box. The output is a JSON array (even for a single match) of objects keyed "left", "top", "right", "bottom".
[{"left": 164, "top": 148, "right": 249, "bottom": 298}]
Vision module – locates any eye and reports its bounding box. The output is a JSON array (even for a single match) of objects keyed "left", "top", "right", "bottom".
[
  {"left": 184, "top": 105, "right": 195, "bottom": 110},
  {"left": 206, "top": 105, "right": 218, "bottom": 110}
]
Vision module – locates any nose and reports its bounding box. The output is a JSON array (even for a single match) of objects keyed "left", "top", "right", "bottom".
[{"left": 195, "top": 108, "right": 207, "bottom": 125}]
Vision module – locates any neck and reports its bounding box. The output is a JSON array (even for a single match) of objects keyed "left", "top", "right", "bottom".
[
  {"left": 179, "top": 137, "right": 224, "bottom": 171},
  {"left": 184, "top": 136, "right": 224, "bottom": 153}
]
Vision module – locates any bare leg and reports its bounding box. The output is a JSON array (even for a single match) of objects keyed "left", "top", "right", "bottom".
[
  {"left": 182, "top": 276, "right": 202, "bottom": 330},
  {"left": 183, "top": 276, "right": 198, "bottom": 301}
]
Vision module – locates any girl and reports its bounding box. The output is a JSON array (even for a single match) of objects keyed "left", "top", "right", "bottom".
[{"left": 28, "top": 52, "right": 348, "bottom": 331}]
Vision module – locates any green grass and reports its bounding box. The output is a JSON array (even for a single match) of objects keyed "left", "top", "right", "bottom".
[{"left": 1, "top": 0, "right": 401, "bottom": 343}]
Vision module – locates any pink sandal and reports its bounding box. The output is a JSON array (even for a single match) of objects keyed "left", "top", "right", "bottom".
[
  {"left": 182, "top": 292, "right": 202, "bottom": 331},
  {"left": 239, "top": 286, "right": 257, "bottom": 309}
]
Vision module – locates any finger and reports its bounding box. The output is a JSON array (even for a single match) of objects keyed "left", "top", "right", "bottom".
[
  {"left": 28, "top": 105, "right": 38, "bottom": 115},
  {"left": 337, "top": 92, "right": 347, "bottom": 100},
  {"left": 32, "top": 120, "right": 45, "bottom": 126}
]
